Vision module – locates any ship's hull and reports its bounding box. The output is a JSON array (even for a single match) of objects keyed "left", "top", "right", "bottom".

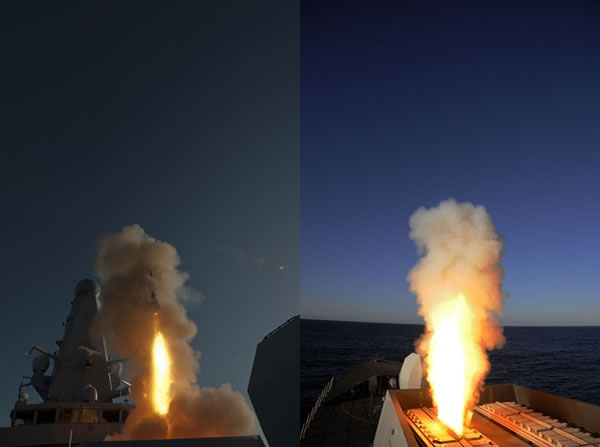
[{"left": 0, "top": 421, "right": 123, "bottom": 447}]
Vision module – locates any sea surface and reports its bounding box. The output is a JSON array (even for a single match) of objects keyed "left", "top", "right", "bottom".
[{"left": 301, "top": 319, "right": 600, "bottom": 422}]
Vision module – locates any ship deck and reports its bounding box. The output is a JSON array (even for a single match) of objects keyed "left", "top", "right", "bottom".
[
  {"left": 302, "top": 384, "right": 600, "bottom": 447},
  {"left": 301, "top": 396, "right": 380, "bottom": 447}
]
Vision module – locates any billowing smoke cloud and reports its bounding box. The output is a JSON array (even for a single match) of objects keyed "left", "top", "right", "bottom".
[
  {"left": 407, "top": 199, "right": 506, "bottom": 414},
  {"left": 91, "top": 225, "right": 256, "bottom": 440}
]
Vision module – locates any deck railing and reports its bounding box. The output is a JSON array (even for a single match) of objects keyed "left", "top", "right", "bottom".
[{"left": 300, "top": 375, "right": 334, "bottom": 439}]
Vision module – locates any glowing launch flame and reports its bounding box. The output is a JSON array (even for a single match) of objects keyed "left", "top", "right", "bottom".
[
  {"left": 152, "top": 331, "right": 172, "bottom": 415},
  {"left": 408, "top": 200, "right": 506, "bottom": 439},
  {"left": 426, "top": 294, "right": 483, "bottom": 436}
]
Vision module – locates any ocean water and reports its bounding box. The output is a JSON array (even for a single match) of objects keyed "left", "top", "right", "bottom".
[{"left": 300, "top": 319, "right": 600, "bottom": 422}]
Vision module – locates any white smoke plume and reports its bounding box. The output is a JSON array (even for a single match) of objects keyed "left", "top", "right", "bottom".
[
  {"left": 91, "top": 224, "right": 256, "bottom": 440},
  {"left": 407, "top": 199, "right": 506, "bottom": 412}
]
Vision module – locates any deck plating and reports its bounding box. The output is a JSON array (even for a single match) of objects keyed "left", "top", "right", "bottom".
[
  {"left": 405, "top": 408, "right": 496, "bottom": 447},
  {"left": 405, "top": 402, "right": 600, "bottom": 447},
  {"left": 475, "top": 402, "right": 600, "bottom": 447}
]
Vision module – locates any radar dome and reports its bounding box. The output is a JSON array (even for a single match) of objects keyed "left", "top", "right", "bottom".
[
  {"left": 32, "top": 355, "right": 50, "bottom": 373},
  {"left": 18, "top": 392, "right": 28, "bottom": 402},
  {"left": 83, "top": 384, "right": 98, "bottom": 402},
  {"left": 75, "top": 279, "right": 100, "bottom": 298}
]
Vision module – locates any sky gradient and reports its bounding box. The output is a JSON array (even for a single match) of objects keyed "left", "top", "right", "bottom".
[
  {"left": 301, "top": 1, "right": 600, "bottom": 326},
  {"left": 1, "top": 1, "right": 298, "bottom": 425}
]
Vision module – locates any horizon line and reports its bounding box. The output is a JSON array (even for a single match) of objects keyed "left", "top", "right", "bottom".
[{"left": 300, "top": 315, "right": 600, "bottom": 328}]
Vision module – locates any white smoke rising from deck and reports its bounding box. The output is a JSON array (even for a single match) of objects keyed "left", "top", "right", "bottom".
[{"left": 407, "top": 199, "right": 507, "bottom": 429}]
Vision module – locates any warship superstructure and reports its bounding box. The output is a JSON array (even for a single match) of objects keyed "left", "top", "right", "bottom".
[
  {"left": 1, "top": 279, "right": 132, "bottom": 446},
  {"left": 300, "top": 353, "right": 600, "bottom": 447},
  {"left": 0, "top": 278, "right": 298, "bottom": 447}
]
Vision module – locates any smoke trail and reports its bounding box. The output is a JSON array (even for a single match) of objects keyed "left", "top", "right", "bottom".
[
  {"left": 91, "top": 224, "right": 256, "bottom": 440},
  {"left": 407, "top": 199, "right": 506, "bottom": 418}
]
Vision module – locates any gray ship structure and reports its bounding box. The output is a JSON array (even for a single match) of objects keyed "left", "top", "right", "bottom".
[
  {"left": 1, "top": 279, "right": 132, "bottom": 446},
  {"left": 301, "top": 353, "right": 600, "bottom": 447},
  {"left": 1, "top": 279, "right": 298, "bottom": 447}
]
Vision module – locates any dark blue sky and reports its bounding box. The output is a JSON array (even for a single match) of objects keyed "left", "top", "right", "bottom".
[
  {"left": 301, "top": 1, "right": 600, "bottom": 325},
  {"left": 1, "top": 2, "right": 298, "bottom": 423}
]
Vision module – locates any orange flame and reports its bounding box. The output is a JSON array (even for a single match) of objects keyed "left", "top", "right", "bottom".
[
  {"left": 151, "top": 331, "right": 172, "bottom": 415},
  {"left": 407, "top": 200, "right": 505, "bottom": 437},
  {"left": 426, "top": 294, "right": 485, "bottom": 436}
]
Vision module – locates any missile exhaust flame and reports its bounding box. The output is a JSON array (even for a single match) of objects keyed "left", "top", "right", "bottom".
[
  {"left": 151, "top": 329, "right": 171, "bottom": 416},
  {"left": 426, "top": 294, "right": 476, "bottom": 435},
  {"left": 407, "top": 199, "right": 506, "bottom": 436},
  {"left": 92, "top": 224, "right": 256, "bottom": 440}
]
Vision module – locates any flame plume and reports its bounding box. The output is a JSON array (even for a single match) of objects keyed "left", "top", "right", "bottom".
[
  {"left": 427, "top": 294, "right": 480, "bottom": 435},
  {"left": 407, "top": 200, "right": 506, "bottom": 436},
  {"left": 152, "top": 330, "right": 171, "bottom": 415},
  {"left": 92, "top": 224, "right": 256, "bottom": 440}
]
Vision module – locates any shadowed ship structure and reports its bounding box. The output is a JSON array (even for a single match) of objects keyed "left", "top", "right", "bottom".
[
  {"left": 300, "top": 354, "right": 600, "bottom": 447},
  {"left": 0, "top": 278, "right": 297, "bottom": 447},
  {"left": 248, "top": 315, "right": 300, "bottom": 447},
  {"left": 1, "top": 279, "right": 133, "bottom": 446}
]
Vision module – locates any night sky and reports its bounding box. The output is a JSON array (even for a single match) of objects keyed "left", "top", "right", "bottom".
[
  {"left": 1, "top": 1, "right": 298, "bottom": 424},
  {"left": 301, "top": 1, "right": 600, "bottom": 326}
]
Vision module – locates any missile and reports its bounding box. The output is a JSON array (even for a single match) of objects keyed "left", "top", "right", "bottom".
[
  {"left": 149, "top": 270, "right": 160, "bottom": 312},
  {"left": 150, "top": 290, "right": 160, "bottom": 312}
]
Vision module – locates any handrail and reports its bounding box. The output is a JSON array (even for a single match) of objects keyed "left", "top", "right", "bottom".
[{"left": 300, "top": 376, "right": 334, "bottom": 440}]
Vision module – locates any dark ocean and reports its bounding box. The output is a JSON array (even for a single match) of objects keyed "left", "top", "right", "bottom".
[{"left": 300, "top": 319, "right": 600, "bottom": 422}]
